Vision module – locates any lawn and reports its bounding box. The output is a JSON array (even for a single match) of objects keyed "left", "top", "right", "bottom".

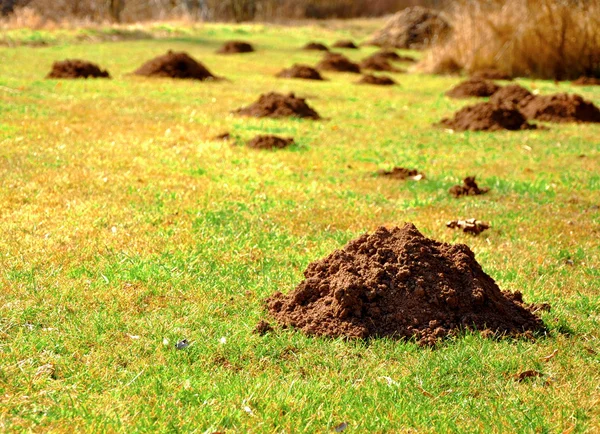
[{"left": 0, "top": 21, "right": 599, "bottom": 433}]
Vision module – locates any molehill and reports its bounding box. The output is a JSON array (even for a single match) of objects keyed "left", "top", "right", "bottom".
[
  {"left": 235, "top": 92, "right": 321, "bottom": 119},
  {"left": 46, "top": 59, "right": 110, "bottom": 79},
  {"left": 133, "top": 51, "right": 216, "bottom": 80}
]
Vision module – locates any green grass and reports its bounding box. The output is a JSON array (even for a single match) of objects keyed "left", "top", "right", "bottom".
[{"left": 1, "top": 22, "right": 599, "bottom": 433}]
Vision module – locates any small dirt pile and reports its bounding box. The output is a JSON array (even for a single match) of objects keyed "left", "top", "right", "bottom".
[
  {"left": 377, "top": 167, "right": 424, "bottom": 180},
  {"left": 134, "top": 51, "right": 216, "bottom": 80},
  {"left": 267, "top": 224, "right": 545, "bottom": 344},
  {"left": 438, "top": 102, "right": 535, "bottom": 131},
  {"left": 368, "top": 50, "right": 416, "bottom": 63},
  {"left": 449, "top": 177, "right": 490, "bottom": 198},
  {"left": 489, "top": 84, "right": 533, "bottom": 107},
  {"left": 333, "top": 40, "right": 359, "bottom": 49},
  {"left": 446, "top": 219, "right": 490, "bottom": 235},
  {"left": 247, "top": 135, "right": 294, "bottom": 149},
  {"left": 446, "top": 78, "right": 500, "bottom": 98},
  {"left": 358, "top": 74, "right": 397, "bottom": 86},
  {"left": 235, "top": 92, "right": 320, "bottom": 119},
  {"left": 317, "top": 53, "right": 361, "bottom": 73},
  {"left": 303, "top": 42, "right": 329, "bottom": 51},
  {"left": 217, "top": 40, "right": 254, "bottom": 54},
  {"left": 520, "top": 93, "right": 600, "bottom": 123},
  {"left": 572, "top": 76, "right": 600, "bottom": 86},
  {"left": 368, "top": 6, "right": 452, "bottom": 49},
  {"left": 360, "top": 56, "right": 404, "bottom": 72},
  {"left": 276, "top": 64, "right": 324, "bottom": 81},
  {"left": 46, "top": 59, "right": 110, "bottom": 79},
  {"left": 470, "top": 69, "right": 513, "bottom": 81}
]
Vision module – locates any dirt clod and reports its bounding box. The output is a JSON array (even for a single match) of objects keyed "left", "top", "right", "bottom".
[
  {"left": 332, "top": 40, "right": 359, "bottom": 49},
  {"left": 367, "top": 50, "right": 416, "bottom": 63},
  {"left": 247, "top": 135, "right": 294, "bottom": 149},
  {"left": 377, "top": 167, "right": 424, "bottom": 180},
  {"left": 46, "top": 59, "right": 110, "bottom": 79},
  {"left": 520, "top": 93, "right": 600, "bottom": 123},
  {"left": 449, "top": 177, "right": 490, "bottom": 198},
  {"left": 445, "top": 78, "right": 500, "bottom": 98},
  {"left": 235, "top": 92, "right": 320, "bottom": 119},
  {"left": 214, "top": 132, "right": 231, "bottom": 140},
  {"left": 357, "top": 74, "right": 397, "bottom": 86},
  {"left": 360, "top": 56, "right": 405, "bottom": 72},
  {"left": 489, "top": 84, "right": 533, "bottom": 107},
  {"left": 134, "top": 51, "right": 216, "bottom": 80},
  {"left": 303, "top": 42, "right": 329, "bottom": 51},
  {"left": 276, "top": 64, "right": 324, "bottom": 81},
  {"left": 267, "top": 224, "right": 545, "bottom": 344},
  {"left": 253, "top": 320, "right": 274, "bottom": 335},
  {"left": 572, "top": 76, "right": 600, "bottom": 86},
  {"left": 438, "top": 102, "right": 535, "bottom": 131},
  {"left": 316, "top": 53, "right": 361, "bottom": 73},
  {"left": 217, "top": 40, "right": 254, "bottom": 54},
  {"left": 470, "top": 69, "right": 513, "bottom": 81},
  {"left": 446, "top": 219, "right": 490, "bottom": 235}
]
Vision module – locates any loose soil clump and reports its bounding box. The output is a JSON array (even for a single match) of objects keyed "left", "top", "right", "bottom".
[
  {"left": 438, "top": 102, "right": 535, "bottom": 131},
  {"left": 368, "top": 50, "right": 416, "bottom": 63},
  {"left": 446, "top": 218, "right": 490, "bottom": 235},
  {"left": 134, "top": 51, "right": 216, "bottom": 80},
  {"left": 253, "top": 320, "right": 274, "bottom": 335},
  {"left": 360, "top": 56, "right": 405, "bottom": 72},
  {"left": 470, "top": 69, "right": 513, "bottom": 81},
  {"left": 217, "top": 40, "right": 254, "bottom": 54},
  {"left": 572, "top": 76, "right": 600, "bottom": 86},
  {"left": 377, "top": 167, "right": 424, "bottom": 180},
  {"left": 303, "top": 42, "right": 329, "bottom": 51},
  {"left": 235, "top": 92, "right": 321, "bottom": 119},
  {"left": 46, "top": 59, "right": 110, "bottom": 79},
  {"left": 358, "top": 74, "right": 397, "bottom": 86},
  {"left": 332, "top": 40, "right": 359, "bottom": 49},
  {"left": 247, "top": 135, "right": 294, "bottom": 150},
  {"left": 489, "top": 84, "right": 533, "bottom": 107},
  {"left": 276, "top": 64, "right": 324, "bottom": 81},
  {"left": 316, "top": 53, "right": 361, "bottom": 73},
  {"left": 449, "top": 177, "right": 490, "bottom": 198},
  {"left": 520, "top": 93, "right": 600, "bottom": 123},
  {"left": 267, "top": 224, "right": 545, "bottom": 345},
  {"left": 446, "top": 78, "right": 500, "bottom": 98}
]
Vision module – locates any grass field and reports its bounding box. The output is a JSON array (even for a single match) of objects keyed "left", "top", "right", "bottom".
[{"left": 1, "top": 21, "right": 599, "bottom": 433}]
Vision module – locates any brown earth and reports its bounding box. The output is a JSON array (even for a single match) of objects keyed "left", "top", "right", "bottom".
[
  {"left": 247, "top": 135, "right": 294, "bottom": 149},
  {"left": 446, "top": 219, "right": 490, "bottom": 235},
  {"left": 316, "top": 53, "right": 361, "bottom": 73},
  {"left": 368, "top": 6, "right": 452, "bottom": 50},
  {"left": 368, "top": 50, "right": 416, "bottom": 63},
  {"left": 360, "top": 56, "right": 405, "bottom": 72},
  {"left": 267, "top": 224, "right": 545, "bottom": 345},
  {"left": 520, "top": 93, "right": 600, "bottom": 123},
  {"left": 572, "top": 76, "right": 600, "bottom": 86},
  {"left": 217, "top": 40, "right": 254, "bottom": 54},
  {"left": 489, "top": 84, "right": 533, "bottom": 107},
  {"left": 133, "top": 51, "right": 216, "bottom": 80},
  {"left": 46, "top": 59, "right": 110, "bottom": 79},
  {"left": 214, "top": 132, "right": 231, "bottom": 140},
  {"left": 235, "top": 92, "right": 321, "bottom": 119},
  {"left": 377, "top": 167, "right": 424, "bottom": 179},
  {"left": 470, "top": 69, "right": 513, "bottom": 81},
  {"left": 253, "top": 320, "right": 274, "bottom": 335},
  {"left": 276, "top": 64, "right": 324, "bottom": 81},
  {"left": 332, "top": 40, "right": 359, "bottom": 49},
  {"left": 357, "top": 74, "right": 397, "bottom": 86},
  {"left": 438, "top": 102, "right": 536, "bottom": 131},
  {"left": 303, "top": 42, "right": 329, "bottom": 51},
  {"left": 449, "top": 177, "right": 490, "bottom": 198},
  {"left": 445, "top": 78, "right": 501, "bottom": 99}
]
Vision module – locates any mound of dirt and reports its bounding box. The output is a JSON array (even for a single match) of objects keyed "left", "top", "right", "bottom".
[
  {"left": 316, "top": 53, "right": 361, "bottom": 73},
  {"left": 276, "top": 64, "right": 324, "bottom": 81},
  {"left": 489, "top": 84, "right": 533, "bottom": 107},
  {"left": 46, "top": 59, "right": 110, "bottom": 79},
  {"left": 572, "top": 76, "right": 600, "bottom": 86},
  {"left": 445, "top": 78, "right": 500, "bottom": 98},
  {"left": 235, "top": 92, "right": 321, "bottom": 119},
  {"left": 247, "top": 135, "right": 294, "bottom": 149},
  {"left": 368, "top": 50, "right": 416, "bottom": 63},
  {"left": 449, "top": 177, "right": 490, "bottom": 198},
  {"left": 217, "top": 40, "right": 254, "bottom": 54},
  {"left": 360, "top": 56, "right": 405, "bottom": 72},
  {"left": 134, "top": 51, "right": 216, "bottom": 80},
  {"left": 520, "top": 93, "right": 600, "bottom": 123},
  {"left": 357, "top": 74, "right": 397, "bottom": 86},
  {"left": 303, "top": 42, "right": 329, "bottom": 51},
  {"left": 332, "top": 40, "right": 359, "bottom": 49},
  {"left": 368, "top": 6, "right": 452, "bottom": 50},
  {"left": 377, "top": 167, "right": 424, "bottom": 180},
  {"left": 267, "top": 224, "right": 545, "bottom": 345},
  {"left": 470, "top": 69, "right": 513, "bottom": 81},
  {"left": 446, "top": 218, "right": 490, "bottom": 235},
  {"left": 438, "top": 102, "right": 535, "bottom": 131}
]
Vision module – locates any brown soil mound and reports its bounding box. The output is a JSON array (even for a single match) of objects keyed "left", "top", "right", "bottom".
[
  {"left": 332, "top": 40, "right": 359, "bottom": 49},
  {"left": 358, "top": 74, "right": 397, "bottom": 86},
  {"left": 572, "top": 76, "right": 600, "bottom": 86},
  {"left": 446, "top": 219, "right": 490, "bottom": 235},
  {"left": 470, "top": 69, "right": 513, "bottom": 81},
  {"left": 449, "top": 177, "right": 490, "bottom": 198},
  {"left": 46, "top": 59, "right": 110, "bottom": 79},
  {"left": 438, "top": 102, "right": 535, "bottom": 131},
  {"left": 217, "top": 40, "right": 254, "bottom": 54},
  {"left": 489, "top": 85, "right": 533, "bottom": 107},
  {"left": 445, "top": 78, "right": 500, "bottom": 99},
  {"left": 316, "top": 53, "right": 361, "bottom": 73},
  {"left": 267, "top": 224, "right": 545, "bottom": 345},
  {"left": 276, "top": 64, "right": 324, "bottom": 81},
  {"left": 360, "top": 56, "right": 405, "bottom": 72},
  {"left": 134, "top": 51, "right": 216, "bottom": 80},
  {"left": 520, "top": 93, "right": 600, "bottom": 123},
  {"left": 369, "top": 50, "right": 416, "bottom": 63},
  {"left": 247, "top": 135, "right": 294, "bottom": 149},
  {"left": 303, "top": 42, "right": 329, "bottom": 51},
  {"left": 377, "top": 167, "right": 424, "bottom": 179},
  {"left": 368, "top": 6, "right": 452, "bottom": 50},
  {"left": 235, "top": 92, "right": 321, "bottom": 119}
]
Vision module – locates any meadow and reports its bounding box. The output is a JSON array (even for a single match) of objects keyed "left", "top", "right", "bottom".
[{"left": 0, "top": 20, "right": 599, "bottom": 433}]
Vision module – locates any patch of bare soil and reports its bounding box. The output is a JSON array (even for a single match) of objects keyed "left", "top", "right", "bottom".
[
  {"left": 46, "top": 59, "right": 110, "bottom": 79},
  {"left": 357, "top": 74, "right": 397, "bottom": 86},
  {"left": 276, "top": 64, "right": 324, "bottom": 81},
  {"left": 572, "top": 76, "right": 600, "bottom": 86},
  {"left": 332, "top": 40, "right": 359, "bottom": 49},
  {"left": 446, "top": 219, "right": 490, "bottom": 235},
  {"left": 217, "top": 40, "right": 254, "bottom": 54},
  {"left": 520, "top": 93, "right": 600, "bottom": 123},
  {"left": 267, "top": 224, "right": 545, "bottom": 345},
  {"left": 377, "top": 167, "right": 424, "bottom": 180},
  {"left": 470, "top": 69, "right": 513, "bottom": 81},
  {"left": 368, "top": 6, "right": 452, "bottom": 49},
  {"left": 360, "top": 56, "right": 405, "bottom": 72},
  {"left": 368, "top": 50, "right": 416, "bottom": 63},
  {"left": 235, "top": 92, "right": 320, "bottom": 119},
  {"left": 438, "top": 102, "right": 536, "bottom": 131},
  {"left": 445, "top": 78, "right": 500, "bottom": 98},
  {"left": 316, "top": 53, "right": 361, "bottom": 73},
  {"left": 449, "top": 177, "right": 490, "bottom": 198},
  {"left": 253, "top": 320, "right": 274, "bottom": 335},
  {"left": 489, "top": 84, "right": 533, "bottom": 107},
  {"left": 303, "top": 42, "right": 329, "bottom": 51},
  {"left": 134, "top": 51, "right": 216, "bottom": 80},
  {"left": 247, "top": 135, "right": 294, "bottom": 149}
]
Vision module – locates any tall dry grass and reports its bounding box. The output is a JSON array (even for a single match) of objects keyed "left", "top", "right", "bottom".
[{"left": 419, "top": 0, "right": 600, "bottom": 79}]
